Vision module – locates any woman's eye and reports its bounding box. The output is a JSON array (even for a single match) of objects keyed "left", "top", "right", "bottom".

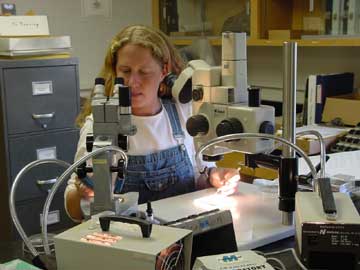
[{"left": 140, "top": 70, "right": 151, "bottom": 75}]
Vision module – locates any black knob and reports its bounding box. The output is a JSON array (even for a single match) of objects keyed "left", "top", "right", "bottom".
[
  {"left": 186, "top": 115, "right": 209, "bottom": 137},
  {"left": 95, "top": 77, "right": 105, "bottom": 85},
  {"left": 86, "top": 134, "right": 94, "bottom": 152},
  {"left": 202, "top": 154, "right": 224, "bottom": 161},
  {"left": 259, "top": 121, "right": 275, "bottom": 134},
  {"left": 114, "top": 77, "right": 124, "bottom": 85},
  {"left": 248, "top": 87, "right": 260, "bottom": 107},
  {"left": 216, "top": 118, "right": 243, "bottom": 137},
  {"left": 192, "top": 86, "right": 204, "bottom": 101}
]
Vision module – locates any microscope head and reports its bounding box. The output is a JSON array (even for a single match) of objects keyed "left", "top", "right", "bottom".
[
  {"left": 185, "top": 32, "right": 276, "bottom": 160},
  {"left": 187, "top": 99, "right": 275, "bottom": 157}
]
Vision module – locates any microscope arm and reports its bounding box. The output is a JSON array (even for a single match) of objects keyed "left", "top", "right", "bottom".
[
  {"left": 195, "top": 133, "right": 317, "bottom": 180},
  {"left": 42, "top": 146, "right": 127, "bottom": 255}
]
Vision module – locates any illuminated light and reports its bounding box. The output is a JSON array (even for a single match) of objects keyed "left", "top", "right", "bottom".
[
  {"left": 193, "top": 193, "right": 238, "bottom": 210},
  {"left": 216, "top": 174, "right": 240, "bottom": 196},
  {"left": 80, "top": 232, "right": 122, "bottom": 246}
]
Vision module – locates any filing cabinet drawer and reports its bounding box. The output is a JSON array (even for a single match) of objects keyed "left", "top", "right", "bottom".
[
  {"left": 4, "top": 65, "right": 79, "bottom": 134},
  {"left": 9, "top": 129, "right": 78, "bottom": 201},
  {"left": 13, "top": 193, "right": 76, "bottom": 240}
]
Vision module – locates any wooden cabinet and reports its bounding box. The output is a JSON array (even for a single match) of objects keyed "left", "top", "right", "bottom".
[{"left": 153, "top": 0, "right": 360, "bottom": 47}]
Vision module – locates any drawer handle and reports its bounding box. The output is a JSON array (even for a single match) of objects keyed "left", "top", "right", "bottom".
[
  {"left": 32, "top": 112, "right": 55, "bottom": 119},
  {"left": 32, "top": 112, "right": 55, "bottom": 128},
  {"left": 36, "top": 178, "right": 57, "bottom": 185}
]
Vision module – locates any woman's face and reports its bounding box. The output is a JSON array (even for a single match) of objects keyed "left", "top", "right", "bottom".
[{"left": 115, "top": 44, "right": 166, "bottom": 116}]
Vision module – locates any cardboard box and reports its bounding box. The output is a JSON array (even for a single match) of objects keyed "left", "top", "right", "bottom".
[
  {"left": 277, "top": 125, "right": 348, "bottom": 155},
  {"left": 322, "top": 93, "right": 360, "bottom": 126},
  {"left": 268, "top": 29, "right": 291, "bottom": 40}
]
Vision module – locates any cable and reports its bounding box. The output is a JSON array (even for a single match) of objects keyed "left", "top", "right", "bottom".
[
  {"left": 195, "top": 133, "right": 318, "bottom": 183},
  {"left": 264, "top": 248, "right": 308, "bottom": 270},
  {"left": 267, "top": 257, "right": 286, "bottom": 270},
  {"left": 9, "top": 159, "right": 70, "bottom": 257}
]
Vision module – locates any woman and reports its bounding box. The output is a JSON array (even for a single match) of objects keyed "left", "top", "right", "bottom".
[{"left": 65, "top": 25, "right": 239, "bottom": 221}]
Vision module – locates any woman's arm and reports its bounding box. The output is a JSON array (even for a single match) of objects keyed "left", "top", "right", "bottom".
[{"left": 64, "top": 115, "right": 94, "bottom": 221}]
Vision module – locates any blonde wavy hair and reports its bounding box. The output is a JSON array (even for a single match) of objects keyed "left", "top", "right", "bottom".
[{"left": 76, "top": 25, "right": 185, "bottom": 127}]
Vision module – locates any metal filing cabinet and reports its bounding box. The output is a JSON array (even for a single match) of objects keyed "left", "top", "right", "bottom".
[{"left": 0, "top": 58, "right": 80, "bottom": 241}]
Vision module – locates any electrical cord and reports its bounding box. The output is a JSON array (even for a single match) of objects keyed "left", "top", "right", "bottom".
[
  {"left": 267, "top": 257, "right": 286, "bottom": 270},
  {"left": 254, "top": 248, "right": 308, "bottom": 270},
  {"left": 263, "top": 248, "right": 308, "bottom": 270}
]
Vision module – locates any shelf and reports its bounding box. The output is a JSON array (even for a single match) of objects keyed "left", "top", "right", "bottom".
[
  {"left": 248, "top": 38, "right": 360, "bottom": 47},
  {"left": 170, "top": 37, "right": 360, "bottom": 47}
]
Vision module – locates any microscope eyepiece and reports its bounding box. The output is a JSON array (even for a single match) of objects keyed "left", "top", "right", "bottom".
[
  {"left": 95, "top": 77, "right": 105, "bottom": 85},
  {"left": 216, "top": 118, "right": 243, "bottom": 137},
  {"left": 186, "top": 115, "right": 209, "bottom": 137},
  {"left": 115, "top": 77, "right": 124, "bottom": 85},
  {"left": 163, "top": 73, "right": 177, "bottom": 88}
]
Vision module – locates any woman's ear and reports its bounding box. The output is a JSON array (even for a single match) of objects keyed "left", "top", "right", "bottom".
[{"left": 161, "top": 62, "right": 170, "bottom": 79}]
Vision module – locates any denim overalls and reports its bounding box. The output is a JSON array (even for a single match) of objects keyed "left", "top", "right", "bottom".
[{"left": 118, "top": 98, "right": 195, "bottom": 204}]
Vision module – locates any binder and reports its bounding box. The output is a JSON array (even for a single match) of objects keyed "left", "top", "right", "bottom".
[
  {"left": 340, "top": 0, "right": 350, "bottom": 34},
  {"left": 331, "top": 0, "right": 343, "bottom": 35},
  {"left": 347, "top": 0, "right": 360, "bottom": 34},
  {"left": 304, "top": 72, "right": 354, "bottom": 124},
  {"left": 325, "top": 0, "right": 333, "bottom": 34},
  {"left": 305, "top": 75, "right": 317, "bottom": 125}
]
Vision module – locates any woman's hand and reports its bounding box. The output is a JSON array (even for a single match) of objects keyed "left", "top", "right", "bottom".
[
  {"left": 209, "top": 167, "right": 240, "bottom": 195},
  {"left": 65, "top": 179, "right": 94, "bottom": 222},
  {"left": 77, "top": 181, "right": 94, "bottom": 199}
]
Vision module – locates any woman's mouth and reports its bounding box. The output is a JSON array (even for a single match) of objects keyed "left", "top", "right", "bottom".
[{"left": 131, "top": 92, "right": 142, "bottom": 97}]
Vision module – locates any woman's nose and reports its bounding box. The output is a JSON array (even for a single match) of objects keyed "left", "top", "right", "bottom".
[{"left": 127, "top": 72, "right": 141, "bottom": 88}]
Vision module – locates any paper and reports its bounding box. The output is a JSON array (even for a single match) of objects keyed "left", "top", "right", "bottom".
[
  {"left": 299, "top": 150, "right": 360, "bottom": 179},
  {"left": 295, "top": 124, "right": 349, "bottom": 139}
]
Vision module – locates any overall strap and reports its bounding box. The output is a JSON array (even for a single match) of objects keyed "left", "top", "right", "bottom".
[{"left": 161, "top": 98, "right": 185, "bottom": 145}]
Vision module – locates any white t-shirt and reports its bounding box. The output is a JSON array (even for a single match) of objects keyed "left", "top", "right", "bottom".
[{"left": 65, "top": 99, "right": 199, "bottom": 207}]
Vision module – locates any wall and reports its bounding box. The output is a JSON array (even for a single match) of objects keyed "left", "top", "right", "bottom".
[{"left": 1, "top": 0, "right": 152, "bottom": 91}]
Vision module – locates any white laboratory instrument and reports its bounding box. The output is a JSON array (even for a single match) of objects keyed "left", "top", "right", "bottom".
[
  {"left": 295, "top": 190, "right": 360, "bottom": 269},
  {"left": 55, "top": 217, "right": 193, "bottom": 270},
  {"left": 193, "top": 250, "right": 275, "bottom": 270},
  {"left": 81, "top": 77, "right": 136, "bottom": 216}
]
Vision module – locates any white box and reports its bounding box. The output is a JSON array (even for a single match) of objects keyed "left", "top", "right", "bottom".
[
  {"left": 222, "top": 32, "right": 247, "bottom": 60},
  {"left": 0, "top": 36, "right": 71, "bottom": 56},
  {"left": 221, "top": 60, "right": 247, "bottom": 89},
  {"left": 0, "top": 36, "right": 70, "bottom": 51},
  {"left": 0, "top": 16, "right": 49, "bottom": 36},
  {"left": 55, "top": 219, "right": 193, "bottom": 270},
  {"left": 192, "top": 66, "right": 221, "bottom": 87}
]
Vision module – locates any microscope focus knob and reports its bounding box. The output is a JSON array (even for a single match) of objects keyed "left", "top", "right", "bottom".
[
  {"left": 192, "top": 86, "right": 204, "bottom": 101},
  {"left": 259, "top": 121, "right": 275, "bottom": 134},
  {"left": 216, "top": 118, "right": 243, "bottom": 137},
  {"left": 186, "top": 115, "right": 209, "bottom": 137}
]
